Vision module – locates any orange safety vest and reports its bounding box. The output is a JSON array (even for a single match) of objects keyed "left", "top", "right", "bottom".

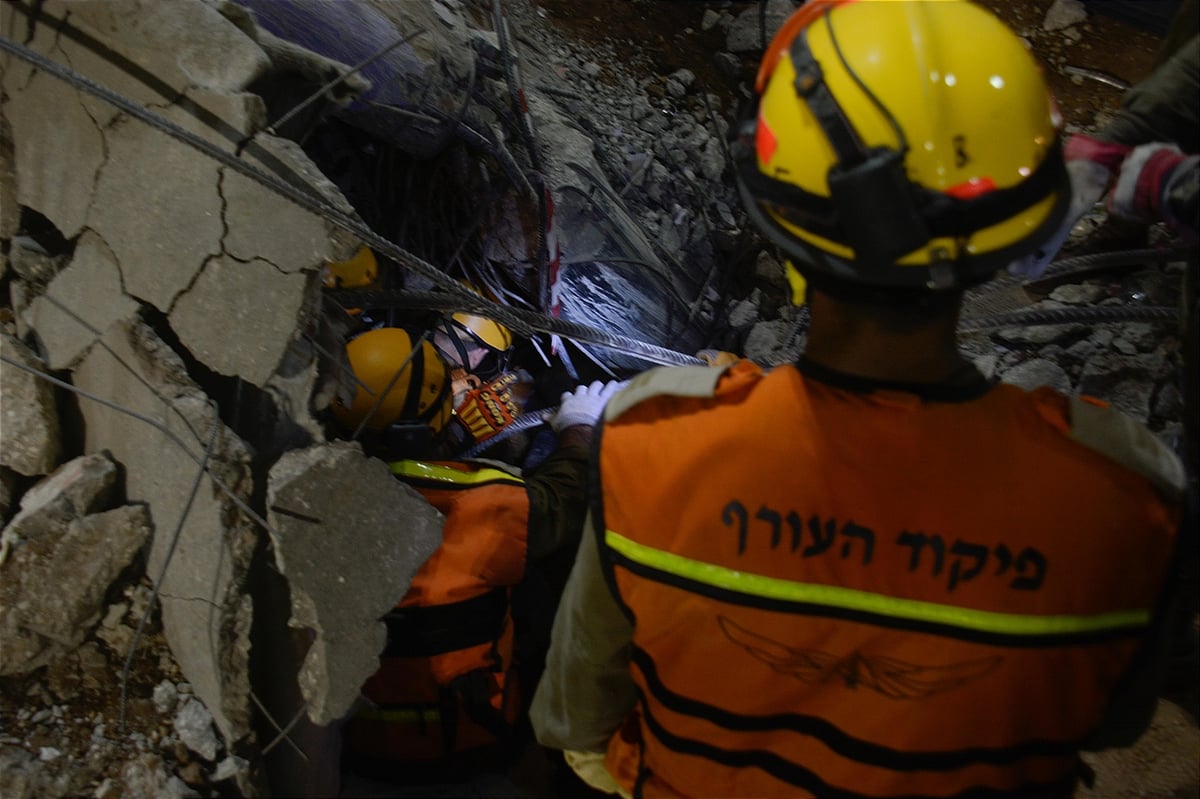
[
  {"left": 342, "top": 460, "right": 529, "bottom": 764},
  {"left": 597, "top": 360, "right": 1182, "bottom": 798}
]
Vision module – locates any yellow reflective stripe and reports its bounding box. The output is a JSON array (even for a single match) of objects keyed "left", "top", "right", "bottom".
[
  {"left": 606, "top": 531, "right": 1151, "bottom": 637},
  {"left": 390, "top": 460, "right": 523, "bottom": 485},
  {"left": 355, "top": 707, "right": 441, "bottom": 723}
]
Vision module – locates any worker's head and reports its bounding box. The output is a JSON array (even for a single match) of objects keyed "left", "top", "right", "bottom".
[
  {"left": 737, "top": 0, "right": 1070, "bottom": 307},
  {"left": 432, "top": 312, "right": 515, "bottom": 379},
  {"left": 331, "top": 326, "right": 455, "bottom": 435}
]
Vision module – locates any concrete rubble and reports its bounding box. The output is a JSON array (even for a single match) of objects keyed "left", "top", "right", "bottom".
[
  {"left": 0, "top": 0, "right": 1193, "bottom": 796},
  {"left": 266, "top": 442, "right": 442, "bottom": 725}
]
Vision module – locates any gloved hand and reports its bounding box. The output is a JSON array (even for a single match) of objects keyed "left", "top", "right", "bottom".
[
  {"left": 1007, "top": 134, "right": 1130, "bottom": 280},
  {"left": 1109, "top": 143, "right": 1199, "bottom": 236},
  {"left": 550, "top": 380, "right": 627, "bottom": 432}
]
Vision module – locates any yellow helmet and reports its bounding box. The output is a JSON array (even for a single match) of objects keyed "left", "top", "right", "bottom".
[
  {"left": 331, "top": 327, "right": 454, "bottom": 433},
  {"left": 737, "top": 0, "right": 1070, "bottom": 294},
  {"left": 450, "top": 312, "right": 513, "bottom": 352},
  {"left": 322, "top": 245, "right": 378, "bottom": 290},
  {"left": 433, "top": 312, "right": 515, "bottom": 378}
]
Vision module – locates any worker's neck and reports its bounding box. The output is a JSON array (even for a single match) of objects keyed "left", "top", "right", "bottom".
[{"left": 802, "top": 291, "right": 965, "bottom": 385}]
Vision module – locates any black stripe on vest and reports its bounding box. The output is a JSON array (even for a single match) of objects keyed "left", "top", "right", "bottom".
[
  {"left": 631, "top": 647, "right": 1080, "bottom": 771},
  {"left": 636, "top": 691, "right": 1080, "bottom": 799},
  {"left": 608, "top": 552, "right": 1145, "bottom": 649},
  {"left": 382, "top": 588, "right": 507, "bottom": 658}
]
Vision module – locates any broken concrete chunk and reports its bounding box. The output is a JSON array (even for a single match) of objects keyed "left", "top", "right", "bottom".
[
  {"left": 20, "top": 505, "right": 154, "bottom": 646},
  {"left": 267, "top": 441, "right": 443, "bottom": 724},
  {"left": 174, "top": 696, "right": 221, "bottom": 762},
  {"left": 999, "top": 358, "right": 1073, "bottom": 394},
  {"left": 0, "top": 503, "right": 152, "bottom": 674},
  {"left": 0, "top": 116, "right": 17, "bottom": 241},
  {"left": 72, "top": 319, "right": 257, "bottom": 747},
  {"left": 66, "top": 0, "right": 272, "bottom": 95},
  {"left": 0, "top": 332, "right": 62, "bottom": 477},
  {"left": 6, "top": 452, "right": 120, "bottom": 533},
  {"left": 2, "top": 67, "right": 106, "bottom": 241},
  {"left": 24, "top": 231, "right": 140, "bottom": 371},
  {"left": 1043, "top": 0, "right": 1088, "bottom": 32},
  {"left": 726, "top": 0, "right": 795, "bottom": 53},
  {"left": 169, "top": 254, "right": 315, "bottom": 386}
]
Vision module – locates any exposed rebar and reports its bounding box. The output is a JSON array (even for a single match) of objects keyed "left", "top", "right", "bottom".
[{"left": 958, "top": 304, "right": 1179, "bottom": 334}]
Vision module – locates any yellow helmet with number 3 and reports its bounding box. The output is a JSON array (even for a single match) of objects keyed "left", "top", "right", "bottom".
[{"left": 737, "top": 0, "right": 1070, "bottom": 295}]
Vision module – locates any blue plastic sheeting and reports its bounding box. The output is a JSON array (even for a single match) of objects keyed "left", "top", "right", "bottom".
[{"left": 233, "top": 0, "right": 440, "bottom": 145}]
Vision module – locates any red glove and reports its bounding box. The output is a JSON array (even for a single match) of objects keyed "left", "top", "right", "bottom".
[
  {"left": 1109, "top": 142, "right": 1197, "bottom": 232},
  {"left": 1007, "top": 134, "right": 1130, "bottom": 279}
]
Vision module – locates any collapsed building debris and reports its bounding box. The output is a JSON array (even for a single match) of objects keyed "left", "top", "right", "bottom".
[{"left": 0, "top": 0, "right": 1195, "bottom": 796}]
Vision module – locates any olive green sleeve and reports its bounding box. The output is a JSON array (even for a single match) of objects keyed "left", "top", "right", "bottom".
[
  {"left": 1099, "top": 34, "right": 1200, "bottom": 152},
  {"left": 524, "top": 441, "right": 591, "bottom": 561},
  {"left": 529, "top": 509, "right": 638, "bottom": 752}
]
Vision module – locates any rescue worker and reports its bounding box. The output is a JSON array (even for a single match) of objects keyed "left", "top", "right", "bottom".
[
  {"left": 1008, "top": 0, "right": 1198, "bottom": 271},
  {"left": 330, "top": 323, "right": 533, "bottom": 458},
  {"left": 1007, "top": 6, "right": 1198, "bottom": 716},
  {"left": 530, "top": 2, "right": 1191, "bottom": 797},
  {"left": 332, "top": 358, "right": 626, "bottom": 791},
  {"left": 432, "top": 310, "right": 516, "bottom": 382}
]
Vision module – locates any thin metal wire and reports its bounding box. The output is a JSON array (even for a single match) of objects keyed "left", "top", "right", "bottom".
[
  {"left": 958, "top": 304, "right": 1178, "bottom": 333},
  {"left": 119, "top": 397, "right": 219, "bottom": 730},
  {"left": 0, "top": 34, "right": 698, "bottom": 368}
]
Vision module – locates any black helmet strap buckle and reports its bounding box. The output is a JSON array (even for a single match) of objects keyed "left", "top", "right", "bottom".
[{"left": 789, "top": 27, "right": 930, "bottom": 265}]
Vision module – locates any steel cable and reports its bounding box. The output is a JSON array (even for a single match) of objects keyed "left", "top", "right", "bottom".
[
  {"left": 965, "top": 246, "right": 1195, "bottom": 303},
  {"left": 958, "top": 304, "right": 1179, "bottom": 333},
  {"left": 0, "top": 33, "right": 701, "bottom": 367}
]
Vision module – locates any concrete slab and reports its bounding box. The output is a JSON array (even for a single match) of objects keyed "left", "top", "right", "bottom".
[
  {"left": 72, "top": 319, "right": 257, "bottom": 747},
  {"left": 223, "top": 135, "right": 340, "bottom": 271},
  {"left": 87, "top": 116, "right": 224, "bottom": 312},
  {"left": 169, "top": 254, "right": 314, "bottom": 386},
  {"left": 64, "top": 0, "right": 270, "bottom": 96},
  {"left": 2, "top": 64, "right": 105, "bottom": 241},
  {"left": 267, "top": 442, "right": 443, "bottom": 725},
  {"left": 24, "top": 230, "right": 140, "bottom": 371}
]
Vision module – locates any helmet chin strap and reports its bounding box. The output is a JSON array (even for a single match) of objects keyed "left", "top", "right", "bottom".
[
  {"left": 436, "top": 317, "right": 476, "bottom": 371},
  {"left": 787, "top": 18, "right": 931, "bottom": 264}
]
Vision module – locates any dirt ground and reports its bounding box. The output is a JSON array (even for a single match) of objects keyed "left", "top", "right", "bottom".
[{"left": 532, "top": 0, "right": 1170, "bottom": 131}]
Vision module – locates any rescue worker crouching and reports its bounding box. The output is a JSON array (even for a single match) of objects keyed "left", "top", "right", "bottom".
[
  {"left": 329, "top": 317, "right": 533, "bottom": 461},
  {"left": 330, "top": 320, "right": 627, "bottom": 789},
  {"left": 530, "top": 2, "right": 1193, "bottom": 798}
]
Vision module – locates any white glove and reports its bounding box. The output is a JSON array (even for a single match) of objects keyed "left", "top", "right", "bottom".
[
  {"left": 550, "top": 380, "right": 627, "bottom": 432},
  {"left": 1006, "top": 158, "right": 1110, "bottom": 280}
]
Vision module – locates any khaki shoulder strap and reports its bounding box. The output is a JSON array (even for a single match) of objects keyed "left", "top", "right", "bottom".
[
  {"left": 1068, "top": 397, "right": 1186, "bottom": 499},
  {"left": 605, "top": 365, "right": 730, "bottom": 422}
]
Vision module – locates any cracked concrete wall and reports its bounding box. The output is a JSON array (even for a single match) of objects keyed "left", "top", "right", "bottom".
[
  {"left": 0, "top": 0, "right": 392, "bottom": 758},
  {"left": 71, "top": 318, "right": 259, "bottom": 745}
]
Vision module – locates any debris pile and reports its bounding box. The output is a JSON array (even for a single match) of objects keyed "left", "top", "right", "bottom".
[{"left": 0, "top": 0, "right": 1195, "bottom": 796}]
